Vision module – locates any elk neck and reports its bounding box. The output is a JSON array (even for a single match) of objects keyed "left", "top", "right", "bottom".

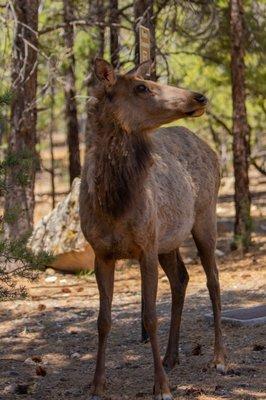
[{"left": 92, "top": 105, "right": 153, "bottom": 219}]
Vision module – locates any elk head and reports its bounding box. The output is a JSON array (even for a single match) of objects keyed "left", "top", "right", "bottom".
[{"left": 94, "top": 58, "right": 208, "bottom": 134}]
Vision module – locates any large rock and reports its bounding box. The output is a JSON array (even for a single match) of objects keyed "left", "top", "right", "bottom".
[{"left": 28, "top": 178, "right": 94, "bottom": 272}]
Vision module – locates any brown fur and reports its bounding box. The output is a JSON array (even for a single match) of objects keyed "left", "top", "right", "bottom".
[
  {"left": 91, "top": 90, "right": 153, "bottom": 218},
  {"left": 79, "top": 60, "right": 226, "bottom": 399}
]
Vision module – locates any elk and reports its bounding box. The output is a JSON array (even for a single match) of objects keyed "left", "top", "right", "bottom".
[{"left": 79, "top": 59, "right": 226, "bottom": 400}]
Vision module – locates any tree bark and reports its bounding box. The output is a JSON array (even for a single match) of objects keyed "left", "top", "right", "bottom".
[
  {"left": 134, "top": 0, "right": 156, "bottom": 80},
  {"left": 230, "top": 0, "right": 251, "bottom": 250},
  {"left": 134, "top": 0, "right": 157, "bottom": 343},
  {"left": 84, "top": 0, "right": 105, "bottom": 155},
  {"left": 109, "top": 0, "right": 120, "bottom": 69},
  {"left": 97, "top": 0, "right": 105, "bottom": 58},
  {"left": 49, "top": 76, "right": 56, "bottom": 209},
  {"left": 63, "top": 0, "right": 81, "bottom": 185},
  {"left": 4, "top": 0, "right": 39, "bottom": 239}
]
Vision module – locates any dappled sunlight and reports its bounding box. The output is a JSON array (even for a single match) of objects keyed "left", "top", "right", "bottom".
[
  {"left": 1, "top": 178, "right": 265, "bottom": 398},
  {"left": 233, "top": 387, "right": 265, "bottom": 399},
  {"left": 0, "top": 0, "right": 265, "bottom": 398},
  {"left": 1, "top": 240, "right": 265, "bottom": 399}
]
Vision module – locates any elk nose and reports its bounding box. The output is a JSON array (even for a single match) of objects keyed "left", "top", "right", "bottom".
[{"left": 194, "top": 93, "right": 207, "bottom": 104}]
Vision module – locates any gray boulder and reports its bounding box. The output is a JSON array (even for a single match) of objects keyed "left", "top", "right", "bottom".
[{"left": 28, "top": 178, "right": 94, "bottom": 272}]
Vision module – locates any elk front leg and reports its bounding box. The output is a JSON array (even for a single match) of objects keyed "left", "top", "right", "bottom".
[
  {"left": 91, "top": 256, "right": 115, "bottom": 399},
  {"left": 140, "top": 252, "right": 172, "bottom": 400},
  {"left": 141, "top": 284, "right": 149, "bottom": 342}
]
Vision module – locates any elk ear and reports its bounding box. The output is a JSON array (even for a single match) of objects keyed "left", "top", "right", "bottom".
[
  {"left": 128, "top": 60, "right": 153, "bottom": 79},
  {"left": 136, "top": 60, "right": 153, "bottom": 78},
  {"left": 94, "top": 58, "right": 117, "bottom": 87}
]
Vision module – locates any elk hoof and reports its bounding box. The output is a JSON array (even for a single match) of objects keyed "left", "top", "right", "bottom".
[
  {"left": 154, "top": 393, "right": 173, "bottom": 400},
  {"left": 212, "top": 350, "right": 227, "bottom": 374},
  {"left": 162, "top": 356, "right": 179, "bottom": 372},
  {"left": 153, "top": 383, "right": 173, "bottom": 400},
  {"left": 215, "top": 362, "right": 227, "bottom": 374},
  {"left": 207, "top": 361, "right": 227, "bottom": 374},
  {"left": 208, "top": 355, "right": 227, "bottom": 374}
]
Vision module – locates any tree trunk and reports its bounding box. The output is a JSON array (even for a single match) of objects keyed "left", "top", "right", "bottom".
[
  {"left": 49, "top": 76, "right": 56, "bottom": 209},
  {"left": 109, "top": 0, "right": 120, "bottom": 69},
  {"left": 96, "top": 0, "right": 105, "bottom": 58},
  {"left": 134, "top": 0, "right": 157, "bottom": 343},
  {"left": 63, "top": 0, "right": 81, "bottom": 185},
  {"left": 4, "top": 0, "right": 39, "bottom": 239},
  {"left": 84, "top": 0, "right": 105, "bottom": 155},
  {"left": 134, "top": 0, "right": 156, "bottom": 80},
  {"left": 230, "top": 0, "right": 251, "bottom": 251}
]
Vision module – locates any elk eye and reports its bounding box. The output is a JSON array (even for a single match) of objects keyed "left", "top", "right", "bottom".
[{"left": 136, "top": 84, "right": 149, "bottom": 93}]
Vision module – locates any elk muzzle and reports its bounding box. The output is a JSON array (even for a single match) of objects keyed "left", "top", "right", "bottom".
[{"left": 185, "top": 92, "right": 208, "bottom": 117}]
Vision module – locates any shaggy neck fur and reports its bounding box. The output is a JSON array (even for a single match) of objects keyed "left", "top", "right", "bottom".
[{"left": 92, "top": 95, "right": 153, "bottom": 219}]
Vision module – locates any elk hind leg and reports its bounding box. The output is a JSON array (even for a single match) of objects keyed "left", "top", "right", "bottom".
[
  {"left": 192, "top": 211, "right": 226, "bottom": 373},
  {"left": 159, "top": 250, "right": 189, "bottom": 371},
  {"left": 140, "top": 251, "right": 172, "bottom": 400}
]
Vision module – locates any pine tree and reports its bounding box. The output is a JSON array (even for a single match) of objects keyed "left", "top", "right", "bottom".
[
  {"left": 230, "top": 0, "right": 252, "bottom": 250},
  {"left": 4, "top": 0, "right": 39, "bottom": 240},
  {"left": 63, "top": 0, "right": 81, "bottom": 185}
]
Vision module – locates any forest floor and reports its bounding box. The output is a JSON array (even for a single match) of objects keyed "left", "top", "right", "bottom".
[{"left": 0, "top": 171, "right": 265, "bottom": 400}]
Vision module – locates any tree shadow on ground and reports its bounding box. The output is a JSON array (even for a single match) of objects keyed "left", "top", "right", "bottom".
[
  {"left": 0, "top": 187, "right": 265, "bottom": 399},
  {"left": 0, "top": 282, "right": 265, "bottom": 400}
]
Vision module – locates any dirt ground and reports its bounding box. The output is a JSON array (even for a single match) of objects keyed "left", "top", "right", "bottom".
[{"left": 0, "top": 171, "right": 265, "bottom": 400}]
